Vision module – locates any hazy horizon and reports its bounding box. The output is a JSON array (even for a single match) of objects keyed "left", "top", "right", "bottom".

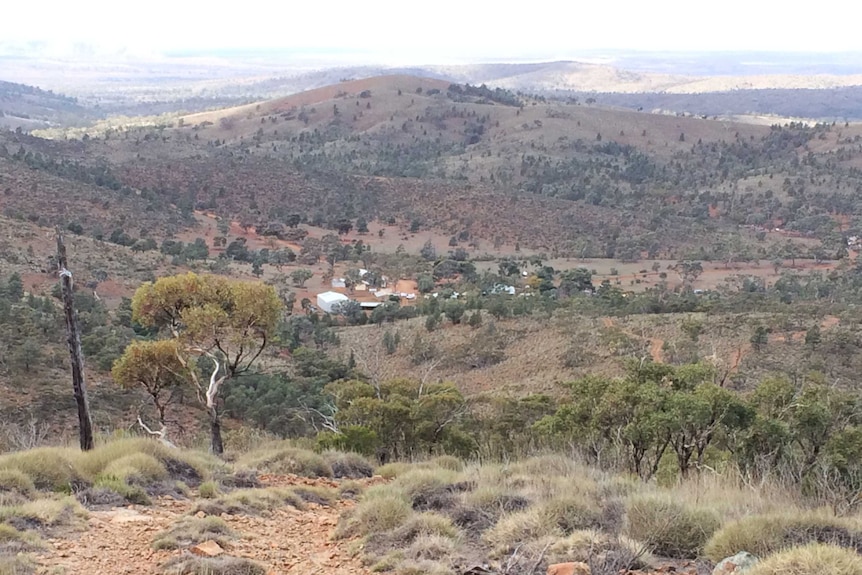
[{"left": 6, "top": 0, "right": 862, "bottom": 66}]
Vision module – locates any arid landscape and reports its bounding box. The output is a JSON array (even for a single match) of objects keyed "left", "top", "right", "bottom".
[{"left": 4, "top": 15, "right": 862, "bottom": 574}]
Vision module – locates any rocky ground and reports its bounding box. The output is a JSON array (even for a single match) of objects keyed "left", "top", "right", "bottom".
[{"left": 36, "top": 474, "right": 372, "bottom": 575}]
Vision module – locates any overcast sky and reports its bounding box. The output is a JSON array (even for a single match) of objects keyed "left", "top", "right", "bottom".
[{"left": 6, "top": 0, "right": 862, "bottom": 63}]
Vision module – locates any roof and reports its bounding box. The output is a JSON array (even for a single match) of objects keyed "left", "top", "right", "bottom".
[{"left": 317, "top": 291, "right": 349, "bottom": 303}]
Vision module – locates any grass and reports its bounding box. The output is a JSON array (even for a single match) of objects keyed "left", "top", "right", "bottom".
[
  {"left": 198, "top": 481, "right": 220, "bottom": 499},
  {"left": 0, "top": 554, "right": 36, "bottom": 575},
  {"left": 152, "top": 517, "right": 236, "bottom": 550},
  {"left": 0, "top": 496, "right": 87, "bottom": 530},
  {"left": 624, "top": 495, "right": 720, "bottom": 559},
  {"left": 704, "top": 512, "right": 862, "bottom": 562},
  {"left": 160, "top": 553, "right": 267, "bottom": 575},
  {"left": 335, "top": 487, "right": 412, "bottom": 539},
  {"left": 190, "top": 487, "right": 305, "bottom": 516},
  {"left": 322, "top": 451, "right": 374, "bottom": 479},
  {"left": 746, "top": 543, "right": 862, "bottom": 575},
  {"left": 0, "top": 523, "right": 43, "bottom": 553},
  {"left": 293, "top": 486, "right": 337, "bottom": 506},
  {"left": 0, "top": 439, "right": 223, "bottom": 496},
  {"left": 235, "top": 443, "right": 332, "bottom": 478}
]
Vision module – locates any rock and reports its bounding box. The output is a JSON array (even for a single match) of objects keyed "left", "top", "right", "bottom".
[
  {"left": 547, "top": 562, "right": 590, "bottom": 575},
  {"left": 713, "top": 552, "right": 759, "bottom": 575},
  {"left": 99, "top": 509, "right": 154, "bottom": 524},
  {"left": 190, "top": 540, "right": 224, "bottom": 557}
]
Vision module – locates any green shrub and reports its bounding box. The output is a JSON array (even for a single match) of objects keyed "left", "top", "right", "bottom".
[
  {"left": 100, "top": 453, "right": 168, "bottom": 483},
  {"left": 198, "top": 481, "right": 219, "bottom": 499},
  {"left": 0, "top": 496, "right": 87, "bottom": 529},
  {"left": 705, "top": 513, "right": 862, "bottom": 562},
  {"left": 376, "top": 462, "right": 411, "bottom": 479},
  {"left": 624, "top": 496, "right": 720, "bottom": 559},
  {"left": 746, "top": 543, "right": 862, "bottom": 575},
  {"left": 0, "top": 447, "right": 85, "bottom": 491},
  {"left": 336, "top": 491, "right": 412, "bottom": 538},
  {"left": 93, "top": 477, "right": 151, "bottom": 505}
]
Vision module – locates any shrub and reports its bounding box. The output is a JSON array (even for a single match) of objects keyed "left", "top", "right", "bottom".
[
  {"left": 705, "top": 513, "right": 862, "bottom": 562},
  {"left": 198, "top": 481, "right": 219, "bottom": 499},
  {"left": 152, "top": 517, "right": 236, "bottom": 550},
  {"left": 547, "top": 530, "right": 650, "bottom": 572},
  {"left": 237, "top": 444, "right": 333, "bottom": 478},
  {"left": 323, "top": 451, "right": 374, "bottom": 479},
  {"left": 392, "top": 469, "right": 464, "bottom": 507},
  {"left": 377, "top": 462, "right": 411, "bottom": 479},
  {"left": 92, "top": 477, "right": 151, "bottom": 505},
  {"left": 394, "top": 559, "right": 454, "bottom": 575},
  {"left": 293, "top": 486, "right": 337, "bottom": 506},
  {"left": 100, "top": 453, "right": 168, "bottom": 484},
  {"left": 746, "top": 543, "right": 862, "bottom": 575},
  {"left": 0, "top": 523, "right": 43, "bottom": 553},
  {"left": 339, "top": 480, "right": 365, "bottom": 500},
  {"left": 429, "top": 456, "right": 464, "bottom": 472},
  {"left": 0, "top": 554, "right": 36, "bottom": 575},
  {"left": 160, "top": 553, "right": 267, "bottom": 575},
  {"left": 336, "top": 490, "right": 412, "bottom": 538},
  {"left": 0, "top": 470, "right": 35, "bottom": 500},
  {"left": 0, "top": 497, "right": 87, "bottom": 529},
  {"left": 624, "top": 496, "right": 720, "bottom": 559},
  {"left": 190, "top": 488, "right": 304, "bottom": 517},
  {"left": 404, "top": 534, "right": 458, "bottom": 562},
  {"left": 0, "top": 447, "right": 85, "bottom": 491}
]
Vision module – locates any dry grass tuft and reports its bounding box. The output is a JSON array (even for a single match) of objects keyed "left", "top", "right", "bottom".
[
  {"left": 236, "top": 444, "right": 332, "bottom": 478},
  {"left": 335, "top": 487, "right": 412, "bottom": 539},
  {"left": 624, "top": 495, "right": 720, "bottom": 559},
  {"left": 746, "top": 543, "right": 862, "bottom": 575},
  {"left": 190, "top": 487, "right": 304, "bottom": 517},
  {"left": 0, "top": 523, "right": 43, "bottom": 553},
  {"left": 0, "top": 471, "right": 35, "bottom": 501},
  {"left": 198, "top": 481, "right": 219, "bottom": 499},
  {"left": 293, "top": 486, "right": 337, "bottom": 506},
  {"left": 394, "top": 559, "right": 455, "bottom": 575},
  {"left": 0, "top": 553, "right": 36, "bottom": 575},
  {"left": 160, "top": 553, "right": 267, "bottom": 575},
  {"left": 704, "top": 512, "right": 862, "bottom": 562},
  {"left": 152, "top": 516, "right": 236, "bottom": 550},
  {"left": 0, "top": 496, "right": 87, "bottom": 531},
  {"left": 322, "top": 451, "right": 374, "bottom": 479},
  {"left": 376, "top": 462, "right": 412, "bottom": 479}
]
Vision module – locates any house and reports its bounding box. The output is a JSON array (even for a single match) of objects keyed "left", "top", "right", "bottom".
[
  {"left": 331, "top": 278, "right": 346, "bottom": 288},
  {"left": 317, "top": 291, "right": 349, "bottom": 313}
]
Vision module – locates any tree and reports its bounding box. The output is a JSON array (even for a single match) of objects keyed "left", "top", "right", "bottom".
[
  {"left": 805, "top": 325, "right": 822, "bottom": 349},
  {"left": 112, "top": 340, "right": 189, "bottom": 444},
  {"left": 420, "top": 239, "right": 436, "bottom": 261},
  {"left": 356, "top": 217, "right": 369, "bottom": 234},
  {"left": 291, "top": 269, "right": 313, "bottom": 288},
  {"left": 130, "top": 273, "right": 282, "bottom": 454},
  {"left": 751, "top": 326, "right": 770, "bottom": 351},
  {"left": 6, "top": 272, "right": 23, "bottom": 301}
]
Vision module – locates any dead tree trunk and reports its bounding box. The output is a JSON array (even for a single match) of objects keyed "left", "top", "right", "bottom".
[{"left": 57, "top": 231, "right": 95, "bottom": 451}]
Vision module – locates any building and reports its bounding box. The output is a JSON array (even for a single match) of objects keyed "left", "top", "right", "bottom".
[{"left": 317, "top": 291, "right": 349, "bottom": 313}]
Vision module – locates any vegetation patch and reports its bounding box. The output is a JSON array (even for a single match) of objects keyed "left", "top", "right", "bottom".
[
  {"left": 161, "top": 553, "right": 267, "bottom": 575},
  {"left": 236, "top": 444, "right": 333, "bottom": 478},
  {"left": 190, "top": 487, "right": 304, "bottom": 517},
  {"left": 705, "top": 513, "right": 862, "bottom": 562},
  {"left": 0, "top": 553, "right": 36, "bottom": 575},
  {"left": 0, "top": 497, "right": 87, "bottom": 532},
  {"left": 0, "top": 523, "right": 43, "bottom": 553},
  {"left": 624, "top": 496, "right": 720, "bottom": 559},
  {"left": 322, "top": 451, "right": 374, "bottom": 479},
  {"left": 746, "top": 543, "right": 862, "bottom": 575},
  {"left": 152, "top": 516, "right": 236, "bottom": 550}
]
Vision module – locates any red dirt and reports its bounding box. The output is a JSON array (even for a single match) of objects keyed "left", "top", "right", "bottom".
[{"left": 36, "top": 474, "right": 374, "bottom": 575}]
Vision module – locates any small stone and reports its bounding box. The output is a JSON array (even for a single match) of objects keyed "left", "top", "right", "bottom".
[
  {"left": 713, "top": 551, "right": 759, "bottom": 575},
  {"left": 190, "top": 540, "right": 224, "bottom": 557},
  {"left": 547, "top": 562, "right": 591, "bottom": 575}
]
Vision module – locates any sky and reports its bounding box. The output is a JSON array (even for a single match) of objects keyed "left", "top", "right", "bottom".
[{"left": 6, "top": 0, "right": 862, "bottom": 63}]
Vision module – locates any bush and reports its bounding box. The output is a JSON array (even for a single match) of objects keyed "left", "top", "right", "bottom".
[
  {"left": 0, "top": 523, "right": 43, "bottom": 553},
  {"left": 0, "top": 447, "right": 85, "bottom": 491},
  {"left": 336, "top": 489, "right": 412, "bottom": 538},
  {"left": 392, "top": 469, "right": 464, "bottom": 506},
  {"left": 198, "top": 481, "right": 219, "bottom": 499},
  {"left": 100, "top": 453, "right": 168, "bottom": 484},
  {"left": 547, "top": 530, "right": 650, "bottom": 571},
  {"left": 322, "top": 451, "right": 374, "bottom": 479},
  {"left": 0, "top": 554, "right": 36, "bottom": 575},
  {"left": 624, "top": 496, "right": 719, "bottom": 559},
  {"left": 377, "top": 462, "right": 411, "bottom": 479},
  {"left": 704, "top": 513, "right": 862, "bottom": 562},
  {"left": 237, "top": 444, "right": 333, "bottom": 478},
  {"left": 0, "top": 497, "right": 87, "bottom": 529},
  {"left": 190, "top": 488, "right": 304, "bottom": 517},
  {"left": 0, "top": 470, "right": 35, "bottom": 500},
  {"left": 746, "top": 543, "right": 862, "bottom": 575},
  {"left": 92, "top": 477, "right": 151, "bottom": 505},
  {"left": 152, "top": 517, "right": 236, "bottom": 550}
]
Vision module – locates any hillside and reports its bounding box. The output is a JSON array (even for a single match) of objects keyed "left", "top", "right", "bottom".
[{"left": 0, "top": 80, "right": 92, "bottom": 130}]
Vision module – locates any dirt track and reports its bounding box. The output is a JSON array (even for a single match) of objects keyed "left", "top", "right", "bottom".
[{"left": 37, "top": 475, "right": 370, "bottom": 575}]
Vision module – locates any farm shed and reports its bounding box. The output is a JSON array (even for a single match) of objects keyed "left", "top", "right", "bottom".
[{"left": 317, "top": 291, "right": 349, "bottom": 313}]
